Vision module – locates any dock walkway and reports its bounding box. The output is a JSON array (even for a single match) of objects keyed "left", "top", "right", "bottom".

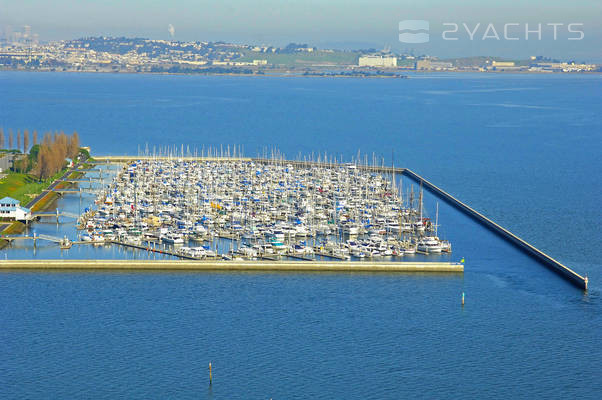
[{"left": 0, "top": 259, "right": 464, "bottom": 272}]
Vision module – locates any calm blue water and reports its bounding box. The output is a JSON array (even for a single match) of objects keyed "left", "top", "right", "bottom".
[{"left": 0, "top": 71, "right": 600, "bottom": 399}]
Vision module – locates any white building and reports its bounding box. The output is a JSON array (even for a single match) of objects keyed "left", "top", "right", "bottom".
[
  {"left": 0, "top": 196, "right": 32, "bottom": 221},
  {"left": 358, "top": 55, "right": 398, "bottom": 68}
]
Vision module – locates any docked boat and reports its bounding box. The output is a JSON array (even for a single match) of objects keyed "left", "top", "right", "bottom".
[
  {"left": 162, "top": 233, "right": 184, "bottom": 245},
  {"left": 59, "top": 237, "right": 72, "bottom": 249},
  {"left": 81, "top": 158, "right": 452, "bottom": 261},
  {"left": 417, "top": 236, "right": 443, "bottom": 253}
]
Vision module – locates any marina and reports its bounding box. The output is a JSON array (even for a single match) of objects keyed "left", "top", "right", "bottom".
[
  {"left": 88, "top": 155, "right": 589, "bottom": 290},
  {"left": 2, "top": 154, "right": 588, "bottom": 289},
  {"left": 0, "top": 151, "right": 588, "bottom": 291},
  {"left": 77, "top": 157, "right": 453, "bottom": 263}
]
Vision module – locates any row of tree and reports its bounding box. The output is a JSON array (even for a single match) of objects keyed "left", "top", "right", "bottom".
[
  {"left": 34, "top": 132, "right": 81, "bottom": 179},
  {"left": 1, "top": 129, "right": 80, "bottom": 179},
  {"left": 0, "top": 128, "right": 39, "bottom": 154}
]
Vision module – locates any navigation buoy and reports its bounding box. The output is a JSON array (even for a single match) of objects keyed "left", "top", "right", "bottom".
[{"left": 462, "top": 292, "right": 465, "bottom": 306}]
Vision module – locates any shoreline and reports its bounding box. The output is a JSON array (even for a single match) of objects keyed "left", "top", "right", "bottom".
[
  {"left": 1, "top": 68, "right": 600, "bottom": 78},
  {"left": 0, "top": 161, "right": 88, "bottom": 248}
]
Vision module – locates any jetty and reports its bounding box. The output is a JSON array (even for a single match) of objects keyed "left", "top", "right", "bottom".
[
  {"left": 0, "top": 259, "right": 463, "bottom": 273},
  {"left": 401, "top": 169, "right": 588, "bottom": 290}
]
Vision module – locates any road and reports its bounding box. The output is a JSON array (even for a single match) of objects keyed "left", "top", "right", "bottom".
[
  {"left": 25, "top": 157, "right": 89, "bottom": 210},
  {"left": 0, "top": 223, "right": 10, "bottom": 234}
]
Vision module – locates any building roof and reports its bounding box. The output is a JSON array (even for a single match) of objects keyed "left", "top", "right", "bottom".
[
  {"left": 16, "top": 205, "right": 31, "bottom": 213},
  {"left": 0, "top": 197, "right": 31, "bottom": 214},
  {"left": 0, "top": 196, "right": 20, "bottom": 205}
]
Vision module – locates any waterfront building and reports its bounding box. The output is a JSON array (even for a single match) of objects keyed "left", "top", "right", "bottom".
[{"left": 0, "top": 196, "right": 32, "bottom": 221}]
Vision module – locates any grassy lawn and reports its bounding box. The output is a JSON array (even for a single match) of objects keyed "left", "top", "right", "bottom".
[
  {"left": 0, "top": 167, "right": 71, "bottom": 205},
  {"left": 0, "top": 173, "right": 48, "bottom": 205}
]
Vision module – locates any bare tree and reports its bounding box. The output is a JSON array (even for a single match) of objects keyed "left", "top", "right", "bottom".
[
  {"left": 17, "top": 130, "right": 21, "bottom": 152},
  {"left": 36, "top": 146, "right": 49, "bottom": 180},
  {"left": 24, "top": 129, "right": 30, "bottom": 154},
  {"left": 0, "top": 127, "right": 4, "bottom": 148},
  {"left": 33, "top": 130, "right": 38, "bottom": 145},
  {"left": 32, "top": 131, "right": 82, "bottom": 179},
  {"left": 68, "top": 131, "right": 80, "bottom": 159},
  {"left": 8, "top": 129, "right": 13, "bottom": 149}
]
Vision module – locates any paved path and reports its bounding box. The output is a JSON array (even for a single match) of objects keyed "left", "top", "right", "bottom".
[
  {"left": 0, "top": 223, "right": 10, "bottom": 234},
  {"left": 25, "top": 158, "right": 88, "bottom": 210}
]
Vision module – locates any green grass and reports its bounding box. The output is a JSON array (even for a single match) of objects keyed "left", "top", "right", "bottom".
[
  {"left": 0, "top": 173, "right": 48, "bottom": 205},
  {"left": 0, "top": 167, "right": 70, "bottom": 205},
  {"left": 238, "top": 50, "right": 359, "bottom": 66}
]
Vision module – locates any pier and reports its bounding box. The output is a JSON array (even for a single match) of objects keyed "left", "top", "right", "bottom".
[
  {"left": 33, "top": 210, "right": 79, "bottom": 221},
  {"left": 52, "top": 188, "right": 98, "bottom": 194},
  {"left": 0, "top": 259, "right": 464, "bottom": 273},
  {"left": 2, "top": 234, "right": 63, "bottom": 244}
]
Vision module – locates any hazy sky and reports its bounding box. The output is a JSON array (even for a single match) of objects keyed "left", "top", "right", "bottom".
[{"left": 1, "top": 0, "right": 600, "bottom": 60}]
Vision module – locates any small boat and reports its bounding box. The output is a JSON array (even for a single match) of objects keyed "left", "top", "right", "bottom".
[
  {"left": 417, "top": 236, "right": 443, "bottom": 253},
  {"left": 271, "top": 240, "right": 286, "bottom": 253},
  {"left": 402, "top": 244, "right": 416, "bottom": 255},
  {"left": 440, "top": 240, "right": 452, "bottom": 252},
  {"left": 59, "top": 237, "right": 72, "bottom": 249},
  {"left": 162, "top": 233, "right": 184, "bottom": 245}
]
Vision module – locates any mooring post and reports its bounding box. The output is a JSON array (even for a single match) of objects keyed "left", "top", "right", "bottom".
[
  {"left": 462, "top": 292, "right": 465, "bottom": 306},
  {"left": 56, "top": 209, "right": 59, "bottom": 223},
  {"left": 209, "top": 362, "right": 212, "bottom": 385}
]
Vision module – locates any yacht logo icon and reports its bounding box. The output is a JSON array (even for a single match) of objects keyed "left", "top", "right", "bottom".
[{"left": 399, "top": 20, "right": 430, "bottom": 43}]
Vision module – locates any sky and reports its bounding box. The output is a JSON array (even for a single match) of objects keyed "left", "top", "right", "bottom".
[{"left": 0, "top": 0, "right": 600, "bottom": 61}]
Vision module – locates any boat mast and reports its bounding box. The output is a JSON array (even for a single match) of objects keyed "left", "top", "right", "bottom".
[
  {"left": 419, "top": 182, "right": 423, "bottom": 232},
  {"left": 435, "top": 202, "right": 439, "bottom": 237}
]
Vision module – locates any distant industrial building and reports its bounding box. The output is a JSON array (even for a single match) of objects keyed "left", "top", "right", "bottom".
[
  {"left": 358, "top": 55, "right": 397, "bottom": 68},
  {"left": 415, "top": 60, "right": 454, "bottom": 70},
  {"left": 492, "top": 61, "right": 515, "bottom": 67},
  {"left": 533, "top": 62, "right": 597, "bottom": 72}
]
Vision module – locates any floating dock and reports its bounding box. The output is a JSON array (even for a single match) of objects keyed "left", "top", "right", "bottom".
[{"left": 0, "top": 259, "right": 463, "bottom": 273}]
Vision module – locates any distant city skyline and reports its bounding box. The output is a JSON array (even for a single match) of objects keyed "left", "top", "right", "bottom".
[{"left": 1, "top": 0, "right": 600, "bottom": 61}]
